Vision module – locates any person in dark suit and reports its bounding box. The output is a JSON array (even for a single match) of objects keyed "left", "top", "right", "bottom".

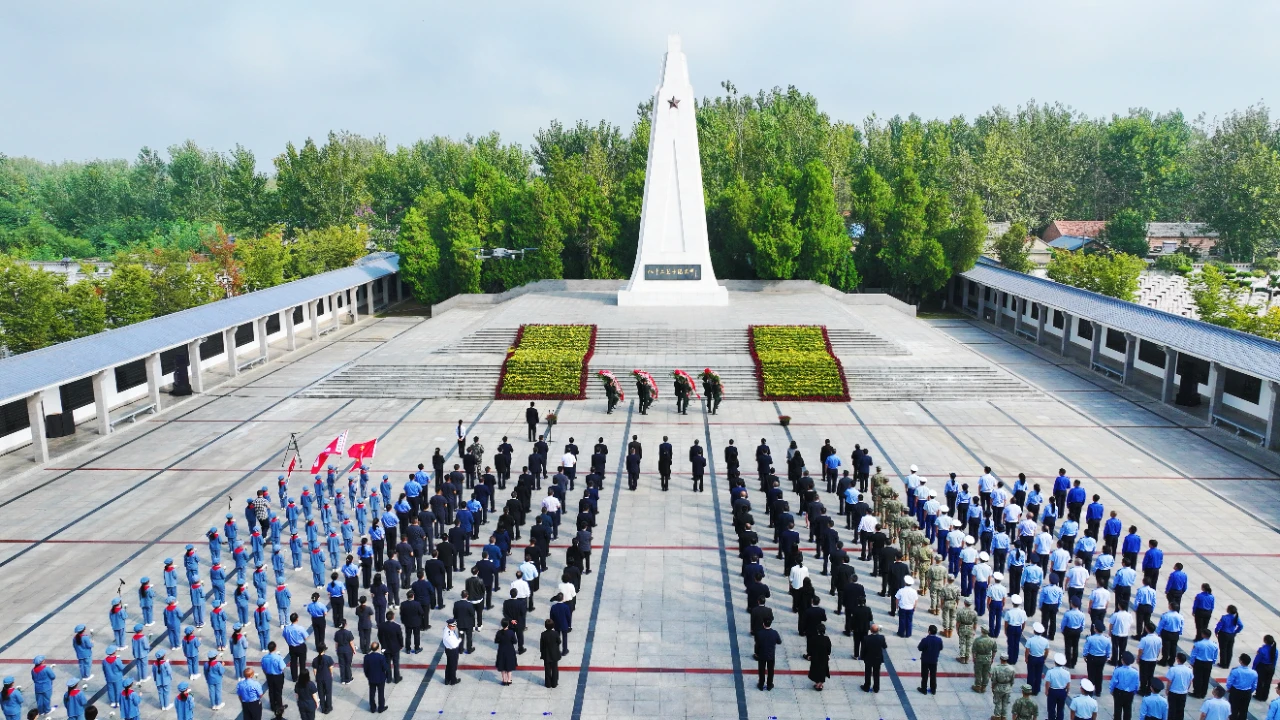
[
  {"left": 916, "top": 624, "right": 943, "bottom": 694},
  {"left": 525, "top": 403, "right": 539, "bottom": 442},
  {"left": 362, "top": 644, "right": 389, "bottom": 712},
  {"left": 749, "top": 597, "right": 774, "bottom": 637},
  {"left": 689, "top": 441, "right": 706, "bottom": 493},
  {"left": 658, "top": 436, "right": 673, "bottom": 491},
  {"left": 625, "top": 449, "right": 641, "bottom": 491},
  {"left": 754, "top": 618, "right": 782, "bottom": 690},
  {"left": 376, "top": 613, "right": 403, "bottom": 683},
  {"left": 399, "top": 592, "right": 425, "bottom": 654},
  {"left": 310, "top": 644, "right": 334, "bottom": 713},
  {"left": 423, "top": 556, "right": 447, "bottom": 609},
  {"left": 332, "top": 621, "right": 355, "bottom": 685},
  {"left": 860, "top": 624, "right": 888, "bottom": 693},
  {"left": 539, "top": 619, "right": 561, "bottom": 688},
  {"left": 452, "top": 593, "right": 476, "bottom": 653},
  {"left": 502, "top": 589, "right": 528, "bottom": 653},
  {"left": 848, "top": 598, "right": 874, "bottom": 658},
  {"left": 724, "top": 439, "right": 740, "bottom": 474}
]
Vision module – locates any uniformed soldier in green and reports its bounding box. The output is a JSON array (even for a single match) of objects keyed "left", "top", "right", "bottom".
[
  {"left": 1010, "top": 684, "right": 1038, "bottom": 720},
  {"left": 927, "top": 558, "right": 948, "bottom": 614},
  {"left": 870, "top": 468, "right": 889, "bottom": 516},
  {"left": 910, "top": 532, "right": 931, "bottom": 582},
  {"left": 940, "top": 576, "right": 961, "bottom": 636},
  {"left": 971, "top": 626, "right": 997, "bottom": 691},
  {"left": 636, "top": 376, "right": 651, "bottom": 414},
  {"left": 990, "top": 656, "right": 1017, "bottom": 719},
  {"left": 956, "top": 597, "right": 979, "bottom": 656},
  {"left": 605, "top": 380, "right": 620, "bottom": 414}
]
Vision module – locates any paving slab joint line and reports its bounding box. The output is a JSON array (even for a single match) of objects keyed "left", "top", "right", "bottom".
[{"left": 704, "top": 403, "right": 749, "bottom": 720}]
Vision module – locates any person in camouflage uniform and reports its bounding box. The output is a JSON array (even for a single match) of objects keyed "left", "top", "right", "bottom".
[
  {"left": 1010, "top": 684, "right": 1037, "bottom": 720},
  {"left": 927, "top": 557, "right": 948, "bottom": 613},
  {"left": 989, "top": 656, "right": 1017, "bottom": 719},
  {"left": 970, "top": 626, "right": 997, "bottom": 691},
  {"left": 956, "top": 596, "right": 978, "bottom": 657},
  {"left": 869, "top": 467, "right": 889, "bottom": 514},
  {"left": 880, "top": 495, "right": 902, "bottom": 541},
  {"left": 909, "top": 531, "right": 931, "bottom": 582}
]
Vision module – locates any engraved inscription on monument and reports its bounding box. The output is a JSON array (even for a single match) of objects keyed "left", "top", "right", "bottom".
[{"left": 644, "top": 264, "right": 701, "bottom": 281}]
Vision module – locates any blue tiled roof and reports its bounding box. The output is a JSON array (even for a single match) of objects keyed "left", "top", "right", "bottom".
[
  {"left": 0, "top": 254, "right": 399, "bottom": 406},
  {"left": 1047, "top": 236, "right": 1092, "bottom": 251},
  {"left": 961, "top": 258, "right": 1280, "bottom": 383}
]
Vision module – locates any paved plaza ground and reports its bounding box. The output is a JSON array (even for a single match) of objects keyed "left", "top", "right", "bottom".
[{"left": 1, "top": 286, "right": 1278, "bottom": 720}]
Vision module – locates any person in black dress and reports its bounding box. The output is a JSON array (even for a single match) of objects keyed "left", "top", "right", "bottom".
[
  {"left": 495, "top": 619, "right": 519, "bottom": 686},
  {"left": 293, "top": 669, "right": 318, "bottom": 720},
  {"left": 309, "top": 646, "right": 334, "bottom": 714},
  {"left": 807, "top": 625, "right": 832, "bottom": 691}
]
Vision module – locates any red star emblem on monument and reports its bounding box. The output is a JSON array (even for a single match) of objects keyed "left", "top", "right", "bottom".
[{"left": 667, "top": 96, "right": 680, "bottom": 109}]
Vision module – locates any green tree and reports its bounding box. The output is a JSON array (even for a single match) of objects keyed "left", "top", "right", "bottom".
[
  {"left": 58, "top": 279, "right": 106, "bottom": 340},
  {"left": 940, "top": 193, "right": 987, "bottom": 274},
  {"left": 104, "top": 263, "right": 156, "bottom": 327},
  {"left": 1046, "top": 250, "right": 1144, "bottom": 300},
  {"left": 433, "top": 190, "right": 482, "bottom": 296},
  {"left": 237, "top": 229, "right": 288, "bottom": 291},
  {"left": 792, "top": 160, "right": 848, "bottom": 285},
  {"left": 881, "top": 166, "right": 927, "bottom": 291},
  {"left": 1193, "top": 107, "right": 1280, "bottom": 261},
  {"left": 849, "top": 166, "right": 894, "bottom": 288},
  {"left": 139, "top": 248, "right": 219, "bottom": 316},
  {"left": 0, "top": 258, "right": 68, "bottom": 352},
  {"left": 992, "top": 222, "right": 1033, "bottom": 273},
  {"left": 1102, "top": 208, "right": 1151, "bottom": 257},
  {"left": 749, "top": 181, "right": 801, "bottom": 279},
  {"left": 396, "top": 200, "right": 443, "bottom": 304},
  {"left": 286, "top": 226, "right": 369, "bottom": 279},
  {"left": 223, "top": 145, "right": 272, "bottom": 235}
]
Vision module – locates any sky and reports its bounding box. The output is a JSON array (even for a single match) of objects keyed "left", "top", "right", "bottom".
[{"left": 2, "top": 1, "right": 1277, "bottom": 169}]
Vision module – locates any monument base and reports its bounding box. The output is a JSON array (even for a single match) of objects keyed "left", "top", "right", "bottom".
[{"left": 617, "top": 283, "right": 729, "bottom": 307}]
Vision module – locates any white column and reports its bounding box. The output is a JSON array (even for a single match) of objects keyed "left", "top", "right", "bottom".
[
  {"left": 224, "top": 328, "right": 239, "bottom": 377},
  {"left": 331, "top": 295, "right": 340, "bottom": 331},
  {"left": 309, "top": 300, "right": 320, "bottom": 340},
  {"left": 1036, "top": 304, "right": 1048, "bottom": 346},
  {"left": 1089, "top": 322, "right": 1103, "bottom": 368},
  {"left": 145, "top": 352, "right": 162, "bottom": 408},
  {"left": 26, "top": 393, "right": 48, "bottom": 463},
  {"left": 1207, "top": 361, "right": 1226, "bottom": 418},
  {"left": 1122, "top": 334, "right": 1138, "bottom": 386},
  {"left": 1017, "top": 297, "right": 1028, "bottom": 333},
  {"left": 364, "top": 281, "right": 374, "bottom": 314},
  {"left": 285, "top": 309, "right": 298, "bottom": 351},
  {"left": 1265, "top": 381, "right": 1280, "bottom": 451},
  {"left": 256, "top": 317, "right": 269, "bottom": 361},
  {"left": 1060, "top": 313, "right": 1073, "bottom": 355},
  {"left": 93, "top": 370, "right": 111, "bottom": 435},
  {"left": 349, "top": 288, "right": 360, "bottom": 323},
  {"left": 1161, "top": 347, "right": 1178, "bottom": 404}
]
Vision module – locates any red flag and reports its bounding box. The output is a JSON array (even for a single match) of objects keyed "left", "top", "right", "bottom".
[
  {"left": 310, "top": 431, "right": 348, "bottom": 474},
  {"left": 285, "top": 455, "right": 298, "bottom": 479},
  {"left": 347, "top": 438, "right": 377, "bottom": 462}
]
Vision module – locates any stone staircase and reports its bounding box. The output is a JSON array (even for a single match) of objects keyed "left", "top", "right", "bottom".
[
  {"left": 825, "top": 328, "right": 908, "bottom": 356},
  {"left": 300, "top": 364, "right": 502, "bottom": 399},
  {"left": 583, "top": 365, "right": 758, "bottom": 400},
  {"left": 431, "top": 328, "right": 517, "bottom": 354},
  {"left": 592, "top": 328, "right": 750, "bottom": 354},
  {"left": 843, "top": 366, "right": 1038, "bottom": 401}
]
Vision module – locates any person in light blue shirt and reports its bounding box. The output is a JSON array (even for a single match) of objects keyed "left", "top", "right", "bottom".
[
  {"left": 1267, "top": 692, "right": 1280, "bottom": 720},
  {"left": 1033, "top": 531, "right": 1055, "bottom": 568},
  {"left": 1165, "top": 653, "right": 1193, "bottom": 719},
  {"left": 1026, "top": 623, "right": 1050, "bottom": 694},
  {"left": 1061, "top": 601, "right": 1088, "bottom": 669},
  {"left": 1020, "top": 563, "right": 1044, "bottom": 616},
  {"left": 1156, "top": 605, "right": 1184, "bottom": 666},
  {"left": 1038, "top": 584, "right": 1064, "bottom": 640},
  {"left": 1138, "top": 678, "right": 1168, "bottom": 720},
  {"left": 1070, "top": 680, "right": 1099, "bottom": 717},
  {"left": 1134, "top": 582, "right": 1158, "bottom": 636},
  {"left": 1225, "top": 654, "right": 1259, "bottom": 719},
  {"left": 1138, "top": 627, "right": 1163, "bottom": 693},
  {"left": 1083, "top": 628, "right": 1112, "bottom": 696},
  {"left": 1190, "top": 630, "right": 1220, "bottom": 698},
  {"left": 1041, "top": 500, "right": 1058, "bottom": 534},
  {"left": 1198, "top": 686, "right": 1231, "bottom": 720},
  {"left": 1058, "top": 518, "right": 1079, "bottom": 548},
  {"left": 1044, "top": 653, "right": 1071, "bottom": 720},
  {"left": 1109, "top": 651, "right": 1141, "bottom": 718}
]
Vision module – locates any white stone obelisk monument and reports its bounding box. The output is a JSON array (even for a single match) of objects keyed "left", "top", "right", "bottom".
[{"left": 617, "top": 35, "right": 729, "bottom": 307}]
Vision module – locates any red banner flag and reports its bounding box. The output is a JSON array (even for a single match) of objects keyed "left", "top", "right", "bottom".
[
  {"left": 347, "top": 438, "right": 377, "bottom": 462},
  {"left": 285, "top": 455, "right": 298, "bottom": 480},
  {"left": 310, "top": 431, "right": 348, "bottom": 474}
]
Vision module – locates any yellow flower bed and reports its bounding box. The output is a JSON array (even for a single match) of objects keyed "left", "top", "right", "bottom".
[
  {"left": 750, "top": 325, "right": 849, "bottom": 401},
  {"left": 496, "top": 324, "right": 597, "bottom": 399}
]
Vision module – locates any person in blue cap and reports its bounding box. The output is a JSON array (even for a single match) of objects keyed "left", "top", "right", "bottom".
[
  {"left": 232, "top": 543, "right": 249, "bottom": 586},
  {"left": 203, "top": 651, "right": 225, "bottom": 710},
  {"left": 380, "top": 475, "right": 393, "bottom": 511},
  {"left": 300, "top": 489, "right": 314, "bottom": 522},
  {"left": 162, "top": 559, "right": 178, "bottom": 600},
  {"left": 224, "top": 514, "right": 239, "bottom": 551},
  {"left": 118, "top": 678, "right": 140, "bottom": 720},
  {"left": 173, "top": 681, "right": 193, "bottom": 720},
  {"left": 289, "top": 533, "right": 303, "bottom": 571},
  {"left": 286, "top": 501, "right": 300, "bottom": 536},
  {"left": 71, "top": 626, "right": 94, "bottom": 681},
  {"left": 30, "top": 657, "right": 56, "bottom": 715},
  {"left": 210, "top": 600, "right": 228, "bottom": 651},
  {"left": 230, "top": 624, "right": 249, "bottom": 679},
  {"left": 129, "top": 625, "right": 148, "bottom": 683},
  {"left": 210, "top": 562, "right": 227, "bottom": 606},
  {"left": 206, "top": 527, "right": 222, "bottom": 566},
  {"left": 108, "top": 598, "right": 128, "bottom": 646},
  {"left": 234, "top": 583, "right": 251, "bottom": 626},
  {"left": 2, "top": 676, "right": 24, "bottom": 720},
  {"left": 101, "top": 645, "right": 126, "bottom": 708},
  {"left": 150, "top": 651, "right": 173, "bottom": 710},
  {"left": 181, "top": 627, "right": 201, "bottom": 681},
  {"left": 309, "top": 547, "right": 326, "bottom": 589},
  {"left": 274, "top": 584, "right": 292, "bottom": 628},
  {"left": 245, "top": 499, "right": 258, "bottom": 535},
  {"left": 62, "top": 678, "right": 84, "bottom": 720},
  {"left": 271, "top": 549, "right": 286, "bottom": 587},
  {"left": 249, "top": 529, "right": 265, "bottom": 568},
  {"left": 268, "top": 513, "right": 283, "bottom": 548},
  {"left": 252, "top": 564, "right": 269, "bottom": 604},
  {"left": 137, "top": 578, "right": 156, "bottom": 627},
  {"left": 253, "top": 601, "right": 272, "bottom": 651},
  {"left": 277, "top": 475, "right": 289, "bottom": 510},
  {"left": 163, "top": 597, "right": 182, "bottom": 648},
  {"left": 189, "top": 581, "right": 206, "bottom": 629},
  {"left": 183, "top": 546, "right": 200, "bottom": 587}
]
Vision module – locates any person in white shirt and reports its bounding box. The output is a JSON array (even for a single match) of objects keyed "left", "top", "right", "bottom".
[
  {"left": 895, "top": 577, "right": 919, "bottom": 638},
  {"left": 858, "top": 513, "right": 879, "bottom": 561},
  {"left": 442, "top": 620, "right": 462, "bottom": 685},
  {"left": 560, "top": 451, "right": 577, "bottom": 489},
  {"left": 558, "top": 576, "right": 577, "bottom": 610},
  {"left": 1087, "top": 586, "right": 1110, "bottom": 633},
  {"left": 518, "top": 558, "right": 540, "bottom": 611},
  {"left": 1107, "top": 606, "right": 1134, "bottom": 666}
]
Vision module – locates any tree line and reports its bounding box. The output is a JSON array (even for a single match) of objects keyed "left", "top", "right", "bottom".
[{"left": 2, "top": 85, "right": 1279, "bottom": 337}]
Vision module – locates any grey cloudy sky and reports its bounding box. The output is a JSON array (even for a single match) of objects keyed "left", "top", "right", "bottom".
[{"left": 3, "top": 1, "right": 1276, "bottom": 168}]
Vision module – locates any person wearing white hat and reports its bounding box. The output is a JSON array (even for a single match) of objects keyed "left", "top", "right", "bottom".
[
  {"left": 904, "top": 466, "right": 923, "bottom": 517},
  {"left": 973, "top": 552, "right": 993, "bottom": 621},
  {"left": 1045, "top": 653, "right": 1072, "bottom": 720},
  {"left": 922, "top": 489, "right": 940, "bottom": 539},
  {"left": 1026, "top": 622, "right": 1050, "bottom": 695},
  {"left": 946, "top": 519, "right": 966, "bottom": 576},
  {"left": 895, "top": 577, "right": 918, "bottom": 638},
  {"left": 1071, "top": 679, "right": 1099, "bottom": 718},
  {"left": 987, "top": 571, "right": 1009, "bottom": 638},
  {"left": 1004, "top": 595, "right": 1028, "bottom": 665},
  {"left": 914, "top": 478, "right": 929, "bottom": 526},
  {"left": 959, "top": 536, "right": 978, "bottom": 597}
]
